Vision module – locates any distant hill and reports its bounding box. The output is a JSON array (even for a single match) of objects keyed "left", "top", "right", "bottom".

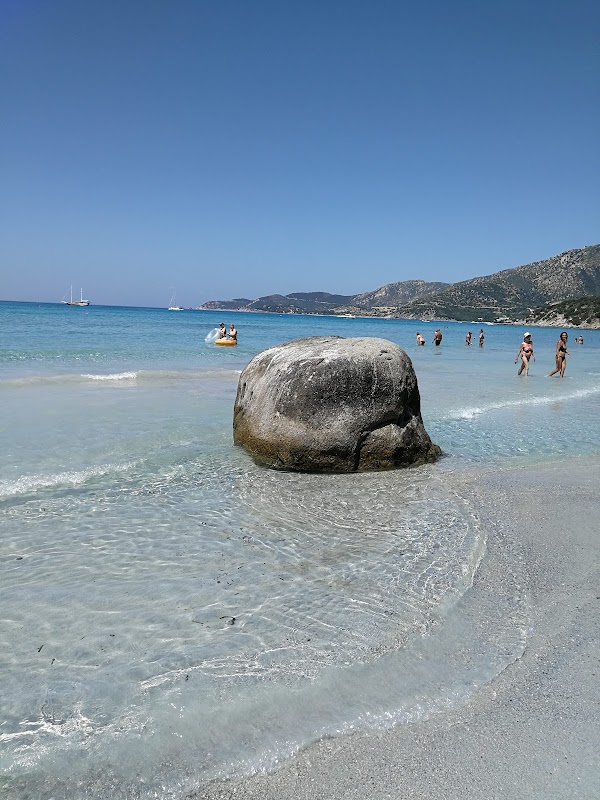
[
  {"left": 198, "top": 282, "right": 447, "bottom": 315},
  {"left": 525, "top": 295, "right": 600, "bottom": 329},
  {"left": 200, "top": 297, "right": 253, "bottom": 310},
  {"left": 393, "top": 245, "right": 600, "bottom": 322},
  {"left": 287, "top": 291, "right": 356, "bottom": 307},
  {"left": 199, "top": 292, "right": 354, "bottom": 314},
  {"left": 250, "top": 292, "right": 356, "bottom": 313},
  {"left": 351, "top": 280, "right": 450, "bottom": 311},
  {"left": 198, "top": 244, "right": 600, "bottom": 326}
]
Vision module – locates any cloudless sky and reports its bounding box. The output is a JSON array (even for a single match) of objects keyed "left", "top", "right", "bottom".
[{"left": 1, "top": 0, "right": 598, "bottom": 307}]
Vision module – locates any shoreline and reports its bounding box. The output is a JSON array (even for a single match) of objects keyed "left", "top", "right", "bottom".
[
  {"left": 197, "top": 306, "right": 600, "bottom": 329},
  {"left": 193, "top": 455, "right": 600, "bottom": 800}
]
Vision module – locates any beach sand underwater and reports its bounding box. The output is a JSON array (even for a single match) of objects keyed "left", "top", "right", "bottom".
[
  {"left": 0, "top": 302, "right": 598, "bottom": 799},
  {"left": 197, "top": 456, "right": 600, "bottom": 800}
]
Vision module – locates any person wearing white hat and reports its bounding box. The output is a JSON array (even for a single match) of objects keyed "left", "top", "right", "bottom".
[{"left": 515, "top": 332, "right": 535, "bottom": 376}]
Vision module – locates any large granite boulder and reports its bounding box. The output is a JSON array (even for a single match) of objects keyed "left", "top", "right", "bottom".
[{"left": 233, "top": 336, "right": 441, "bottom": 472}]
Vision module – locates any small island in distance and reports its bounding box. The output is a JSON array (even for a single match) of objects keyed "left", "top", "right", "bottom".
[{"left": 199, "top": 244, "right": 600, "bottom": 329}]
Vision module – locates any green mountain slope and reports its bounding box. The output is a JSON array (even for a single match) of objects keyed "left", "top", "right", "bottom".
[
  {"left": 395, "top": 245, "right": 600, "bottom": 322},
  {"left": 526, "top": 295, "right": 600, "bottom": 328}
]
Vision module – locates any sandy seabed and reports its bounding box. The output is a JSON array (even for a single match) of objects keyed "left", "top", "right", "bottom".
[{"left": 194, "top": 456, "right": 600, "bottom": 800}]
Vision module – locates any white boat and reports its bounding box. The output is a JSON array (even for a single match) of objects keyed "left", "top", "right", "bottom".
[
  {"left": 62, "top": 286, "right": 90, "bottom": 306},
  {"left": 168, "top": 289, "right": 184, "bottom": 311}
]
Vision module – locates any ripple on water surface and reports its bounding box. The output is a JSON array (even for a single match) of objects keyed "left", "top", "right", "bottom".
[{"left": 0, "top": 457, "right": 527, "bottom": 798}]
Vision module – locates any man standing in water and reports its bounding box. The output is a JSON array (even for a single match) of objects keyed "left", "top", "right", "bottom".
[
  {"left": 479, "top": 328, "right": 485, "bottom": 347},
  {"left": 433, "top": 329, "right": 443, "bottom": 346}
]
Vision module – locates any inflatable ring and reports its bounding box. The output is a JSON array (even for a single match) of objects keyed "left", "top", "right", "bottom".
[{"left": 215, "top": 338, "right": 237, "bottom": 346}]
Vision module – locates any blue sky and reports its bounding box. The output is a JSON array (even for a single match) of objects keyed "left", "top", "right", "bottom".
[{"left": 1, "top": 0, "right": 598, "bottom": 308}]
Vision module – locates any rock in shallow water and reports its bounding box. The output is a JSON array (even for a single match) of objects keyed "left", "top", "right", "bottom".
[{"left": 233, "top": 336, "right": 441, "bottom": 472}]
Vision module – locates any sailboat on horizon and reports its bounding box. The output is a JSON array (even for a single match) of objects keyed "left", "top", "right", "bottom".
[
  {"left": 168, "top": 288, "right": 184, "bottom": 311},
  {"left": 62, "top": 286, "right": 90, "bottom": 306}
]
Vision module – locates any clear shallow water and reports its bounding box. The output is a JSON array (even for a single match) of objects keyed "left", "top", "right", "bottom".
[{"left": 1, "top": 302, "right": 599, "bottom": 798}]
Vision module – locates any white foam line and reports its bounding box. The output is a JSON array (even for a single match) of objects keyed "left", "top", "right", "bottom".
[
  {"left": 0, "top": 462, "right": 137, "bottom": 499},
  {"left": 81, "top": 371, "right": 138, "bottom": 381},
  {"left": 0, "top": 368, "right": 242, "bottom": 388},
  {"left": 446, "top": 385, "right": 600, "bottom": 420}
]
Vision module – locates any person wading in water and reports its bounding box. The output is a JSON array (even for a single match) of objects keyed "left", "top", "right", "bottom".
[
  {"left": 515, "top": 332, "right": 535, "bottom": 376},
  {"left": 548, "top": 332, "right": 570, "bottom": 378}
]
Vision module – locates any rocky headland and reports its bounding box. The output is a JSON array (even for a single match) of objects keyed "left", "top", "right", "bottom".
[{"left": 200, "top": 244, "right": 600, "bottom": 327}]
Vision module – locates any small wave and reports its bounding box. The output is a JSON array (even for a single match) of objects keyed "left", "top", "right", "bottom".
[
  {"left": 81, "top": 371, "right": 138, "bottom": 381},
  {"left": 0, "top": 372, "right": 138, "bottom": 388},
  {"left": 0, "top": 462, "right": 137, "bottom": 499},
  {"left": 447, "top": 385, "right": 600, "bottom": 420},
  {"left": 0, "top": 368, "right": 242, "bottom": 389},
  {"left": 1, "top": 704, "right": 96, "bottom": 743}
]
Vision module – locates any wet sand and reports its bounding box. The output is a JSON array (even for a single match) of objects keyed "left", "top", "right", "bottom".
[{"left": 193, "top": 456, "right": 600, "bottom": 800}]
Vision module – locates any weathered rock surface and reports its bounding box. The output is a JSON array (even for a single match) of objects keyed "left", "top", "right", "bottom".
[{"left": 233, "top": 336, "right": 441, "bottom": 472}]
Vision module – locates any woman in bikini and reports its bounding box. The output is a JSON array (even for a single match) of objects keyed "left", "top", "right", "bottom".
[
  {"left": 515, "top": 333, "right": 535, "bottom": 375},
  {"left": 547, "top": 331, "right": 570, "bottom": 378},
  {"left": 515, "top": 332, "right": 535, "bottom": 376}
]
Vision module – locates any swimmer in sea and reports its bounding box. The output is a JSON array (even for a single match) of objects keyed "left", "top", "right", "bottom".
[
  {"left": 478, "top": 328, "right": 485, "bottom": 347},
  {"left": 547, "top": 331, "right": 570, "bottom": 378},
  {"left": 515, "top": 332, "right": 535, "bottom": 376},
  {"left": 465, "top": 331, "right": 472, "bottom": 346},
  {"left": 416, "top": 332, "right": 425, "bottom": 346},
  {"left": 433, "top": 329, "right": 442, "bottom": 346}
]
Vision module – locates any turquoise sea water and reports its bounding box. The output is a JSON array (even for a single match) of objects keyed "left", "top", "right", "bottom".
[{"left": 1, "top": 301, "right": 599, "bottom": 798}]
